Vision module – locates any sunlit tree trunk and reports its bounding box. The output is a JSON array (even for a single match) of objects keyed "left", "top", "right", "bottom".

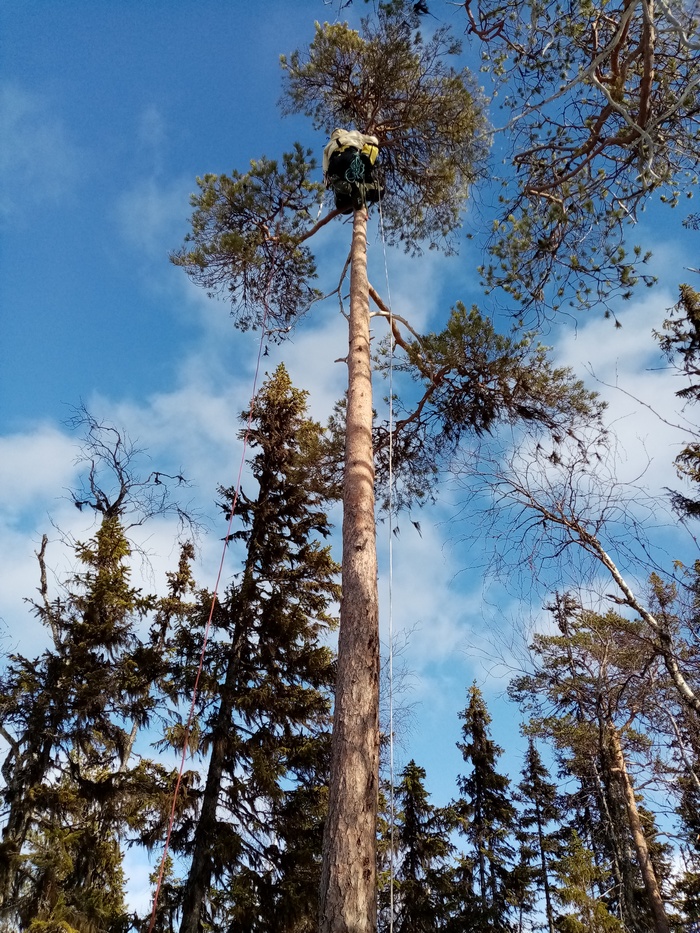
[
  {"left": 320, "top": 208, "right": 380, "bottom": 933},
  {"left": 608, "top": 725, "right": 671, "bottom": 933}
]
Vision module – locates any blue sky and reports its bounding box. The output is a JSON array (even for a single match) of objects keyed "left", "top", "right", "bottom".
[{"left": 1, "top": 0, "right": 698, "bottom": 910}]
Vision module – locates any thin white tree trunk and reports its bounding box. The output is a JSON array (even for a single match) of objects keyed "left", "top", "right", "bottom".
[{"left": 320, "top": 208, "right": 380, "bottom": 933}]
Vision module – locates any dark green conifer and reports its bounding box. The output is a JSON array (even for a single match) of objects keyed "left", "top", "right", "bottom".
[
  {"left": 553, "top": 832, "right": 625, "bottom": 933},
  {"left": 171, "top": 365, "right": 340, "bottom": 933},
  {"left": 672, "top": 777, "right": 700, "bottom": 927},
  {"left": 379, "top": 760, "right": 455, "bottom": 933},
  {"left": 515, "top": 738, "right": 566, "bottom": 933},
  {"left": 0, "top": 418, "right": 198, "bottom": 930},
  {"left": 453, "top": 684, "right": 517, "bottom": 931}
]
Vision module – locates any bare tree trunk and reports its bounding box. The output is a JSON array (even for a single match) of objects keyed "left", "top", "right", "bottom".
[
  {"left": 179, "top": 630, "right": 244, "bottom": 933},
  {"left": 320, "top": 208, "right": 380, "bottom": 933},
  {"left": 608, "top": 724, "right": 670, "bottom": 933},
  {"left": 534, "top": 807, "right": 555, "bottom": 933}
]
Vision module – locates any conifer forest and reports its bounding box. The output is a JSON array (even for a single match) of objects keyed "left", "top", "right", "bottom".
[{"left": 2, "top": 0, "right": 700, "bottom": 931}]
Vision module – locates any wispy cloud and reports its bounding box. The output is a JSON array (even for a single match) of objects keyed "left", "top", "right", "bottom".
[
  {"left": 0, "top": 83, "right": 81, "bottom": 222},
  {"left": 113, "top": 174, "right": 191, "bottom": 262},
  {"left": 0, "top": 424, "right": 95, "bottom": 653},
  {"left": 555, "top": 286, "right": 687, "bottom": 494},
  {"left": 137, "top": 103, "right": 168, "bottom": 175},
  {"left": 0, "top": 424, "right": 78, "bottom": 521}
]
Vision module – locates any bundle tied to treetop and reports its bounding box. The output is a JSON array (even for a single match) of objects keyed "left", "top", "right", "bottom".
[{"left": 323, "top": 128, "right": 383, "bottom": 214}]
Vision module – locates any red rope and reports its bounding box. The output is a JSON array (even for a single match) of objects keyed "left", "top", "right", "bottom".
[{"left": 147, "top": 314, "right": 269, "bottom": 931}]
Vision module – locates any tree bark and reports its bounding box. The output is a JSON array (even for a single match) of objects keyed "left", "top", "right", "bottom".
[
  {"left": 320, "top": 208, "right": 380, "bottom": 933},
  {"left": 608, "top": 724, "right": 671, "bottom": 933},
  {"left": 534, "top": 806, "right": 555, "bottom": 933},
  {"left": 179, "top": 624, "right": 246, "bottom": 933}
]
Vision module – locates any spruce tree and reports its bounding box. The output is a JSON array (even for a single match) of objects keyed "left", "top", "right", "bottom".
[
  {"left": 0, "top": 420, "right": 197, "bottom": 930},
  {"left": 453, "top": 684, "right": 517, "bottom": 930},
  {"left": 553, "top": 832, "right": 625, "bottom": 933},
  {"left": 674, "top": 776, "right": 700, "bottom": 928},
  {"left": 379, "top": 760, "right": 455, "bottom": 933},
  {"left": 515, "top": 738, "right": 566, "bottom": 933},
  {"left": 170, "top": 365, "right": 339, "bottom": 933}
]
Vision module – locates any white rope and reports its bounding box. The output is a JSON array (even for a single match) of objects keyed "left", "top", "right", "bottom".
[{"left": 377, "top": 194, "right": 396, "bottom": 933}]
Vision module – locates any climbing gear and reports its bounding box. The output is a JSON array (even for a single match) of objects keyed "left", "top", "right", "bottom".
[{"left": 323, "top": 128, "right": 384, "bottom": 214}]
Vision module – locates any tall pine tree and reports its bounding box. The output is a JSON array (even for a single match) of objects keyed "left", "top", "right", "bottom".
[
  {"left": 173, "top": 5, "right": 605, "bottom": 927},
  {"left": 510, "top": 602, "right": 672, "bottom": 933}
]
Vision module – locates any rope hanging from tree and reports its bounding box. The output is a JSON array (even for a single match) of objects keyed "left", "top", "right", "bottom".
[
  {"left": 378, "top": 186, "right": 398, "bottom": 933},
  {"left": 147, "top": 297, "right": 273, "bottom": 933}
]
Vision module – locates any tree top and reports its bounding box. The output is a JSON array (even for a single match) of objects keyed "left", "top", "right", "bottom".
[{"left": 281, "top": 1, "right": 490, "bottom": 252}]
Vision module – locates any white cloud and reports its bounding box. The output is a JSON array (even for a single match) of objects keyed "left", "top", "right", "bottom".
[
  {"left": 0, "top": 424, "right": 78, "bottom": 519},
  {"left": 0, "top": 83, "right": 81, "bottom": 221},
  {"left": 114, "top": 174, "right": 191, "bottom": 262},
  {"left": 375, "top": 502, "right": 515, "bottom": 713},
  {"left": 380, "top": 520, "right": 467, "bottom": 660},
  {"left": 112, "top": 103, "right": 188, "bottom": 258},
  {"left": 555, "top": 287, "right": 688, "bottom": 495},
  {"left": 137, "top": 104, "right": 167, "bottom": 174},
  {"left": 0, "top": 519, "right": 76, "bottom": 656},
  {"left": 0, "top": 422, "right": 109, "bottom": 655}
]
